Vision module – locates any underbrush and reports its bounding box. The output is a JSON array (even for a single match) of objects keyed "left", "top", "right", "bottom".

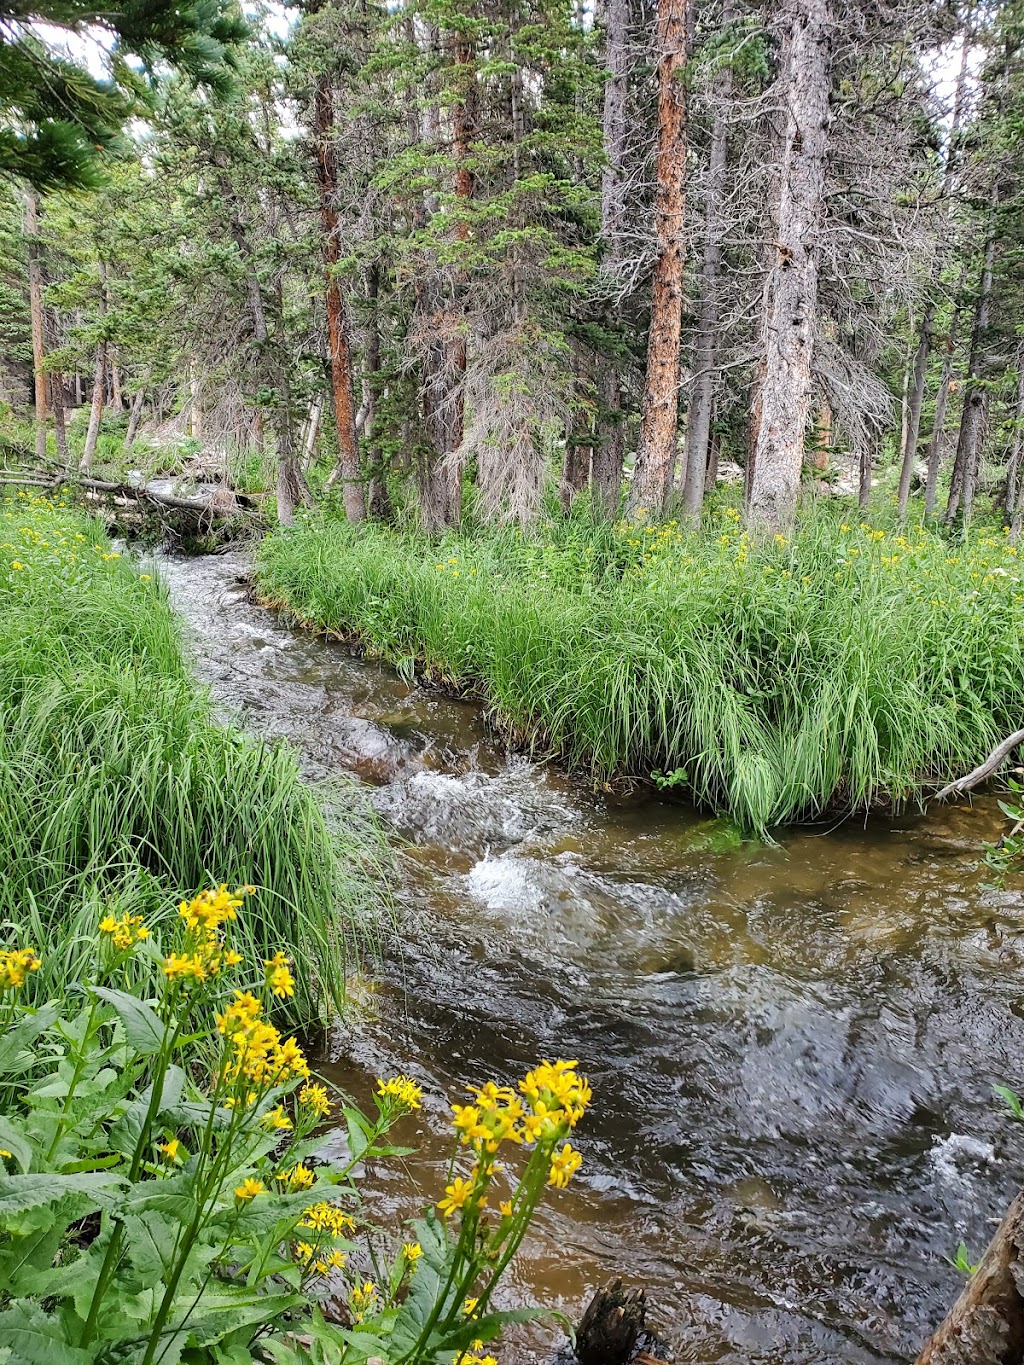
[
  {"left": 0, "top": 886, "right": 588, "bottom": 1364},
  {"left": 256, "top": 501, "right": 1024, "bottom": 832},
  {"left": 0, "top": 494, "right": 385, "bottom": 1021}
]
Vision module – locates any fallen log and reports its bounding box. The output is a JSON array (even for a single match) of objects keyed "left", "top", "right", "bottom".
[
  {"left": 575, "top": 1279, "right": 647, "bottom": 1365},
  {"left": 914, "top": 1190, "right": 1024, "bottom": 1364},
  {"left": 932, "top": 729, "right": 1024, "bottom": 802}
]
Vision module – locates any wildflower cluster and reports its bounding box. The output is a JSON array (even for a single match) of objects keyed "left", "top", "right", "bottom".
[
  {"left": 376, "top": 1074, "right": 423, "bottom": 1114},
  {"left": 216, "top": 989, "right": 310, "bottom": 1093},
  {"left": 440, "top": 1059, "right": 589, "bottom": 1220},
  {"left": 0, "top": 946, "right": 40, "bottom": 990},
  {"left": 99, "top": 912, "right": 150, "bottom": 951},
  {"left": 162, "top": 885, "right": 251, "bottom": 985}
]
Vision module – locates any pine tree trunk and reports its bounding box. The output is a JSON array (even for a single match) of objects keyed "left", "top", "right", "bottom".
[
  {"left": 313, "top": 76, "right": 365, "bottom": 522},
  {"left": 593, "top": 367, "right": 625, "bottom": 516},
  {"left": 50, "top": 372, "right": 68, "bottom": 464},
  {"left": 924, "top": 267, "right": 968, "bottom": 517},
  {"left": 682, "top": 9, "right": 732, "bottom": 521},
  {"left": 110, "top": 356, "right": 123, "bottom": 412},
  {"left": 898, "top": 20, "right": 970, "bottom": 520},
  {"left": 25, "top": 193, "right": 47, "bottom": 461},
  {"left": 626, "top": 0, "right": 691, "bottom": 517},
  {"left": 594, "top": 0, "right": 630, "bottom": 513},
  {"left": 81, "top": 341, "right": 107, "bottom": 472},
  {"left": 1005, "top": 360, "right": 1024, "bottom": 526},
  {"left": 947, "top": 227, "right": 997, "bottom": 526},
  {"left": 124, "top": 386, "right": 146, "bottom": 449},
  {"left": 81, "top": 260, "right": 108, "bottom": 472},
  {"left": 747, "top": 0, "right": 832, "bottom": 534}
]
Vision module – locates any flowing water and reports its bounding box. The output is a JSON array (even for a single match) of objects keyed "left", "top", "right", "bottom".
[{"left": 161, "top": 550, "right": 1024, "bottom": 1365}]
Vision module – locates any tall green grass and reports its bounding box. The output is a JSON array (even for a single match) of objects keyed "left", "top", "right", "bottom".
[
  {"left": 256, "top": 499, "right": 1024, "bottom": 832},
  {"left": 0, "top": 493, "right": 386, "bottom": 1019}
]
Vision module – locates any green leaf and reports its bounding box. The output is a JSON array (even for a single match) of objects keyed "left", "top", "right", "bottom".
[
  {"left": 93, "top": 988, "right": 167, "bottom": 1055},
  {"left": 0, "top": 1007, "right": 59, "bottom": 1076},
  {"left": 0, "top": 1172, "right": 125, "bottom": 1219},
  {"left": 0, "top": 1302, "right": 92, "bottom": 1365},
  {"left": 0, "top": 1117, "right": 33, "bottom": 1173}
]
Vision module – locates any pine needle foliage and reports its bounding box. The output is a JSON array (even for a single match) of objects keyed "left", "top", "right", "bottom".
[
  {"left": 256, "top": 499, "right": 1024, "bottom": 833},
  {"left": 0, "top": 494, "right": 385, "bottom": 1020}
]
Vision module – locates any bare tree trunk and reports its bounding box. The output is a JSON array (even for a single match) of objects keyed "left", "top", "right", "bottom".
[
  {"left": 301, "top": 394, "right": 324, "bottom": 472},
  {"left": 593, "top": 0, "right": 630, "bottom": 516},
  {"left": 924, "top": 266, "right": 968, "bottom": 516},
  {"left": 110, "top": 355, "right": 123, "bottom": 412},
  {"left": 898, "top": 19, "right": 971, "bottom": 519},
  {"left": 1004, "top": 354, "right": 1024, "bottom": 527},
  {"left": 561, "top": 374, "right": 593, "bottom": 512},
  {"left": 747, "top": 0, "right": 832, "bottom": 534},
  {"left": 859, "top": 439, "right": 873, "bottom": 508},
  {"left": 626, "top": 0, "right": 692, "bottom": 517},
  {"left": 682, "top": 6, "right": 733, "bottom": 521},
  {"left": 313, "top": 76, "right": 365, "bottom": 522},
  {"left": 25, "top": 193, "right": 47, "bottom": 461},
  {"left": 50, "top": 372, "right": 68, "bottom": 464},
  {"left": 947, "top": 226, "right": 997, "bottom": 527},
  {"left": 124, "top": 385, "right": 146, "bottom": 449},
  {"left": 80, "top": 261, "right": 108, "bottom": 472},
  {"left": 914, "top": 1189, "right": 1024, "bottom": 1365}
]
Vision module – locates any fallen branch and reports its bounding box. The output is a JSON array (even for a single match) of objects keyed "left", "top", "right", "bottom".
[
  {"left": 932, "top": 729, "right": 1024, "bottom": 802},
  {"left": 914, "top": 1190, "right": 1024, "bottom": 1364}
]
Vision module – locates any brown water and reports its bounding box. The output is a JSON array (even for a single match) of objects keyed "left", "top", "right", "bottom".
[{"left": 160, "top": 550, "right": 1024, "bottom": 1365}]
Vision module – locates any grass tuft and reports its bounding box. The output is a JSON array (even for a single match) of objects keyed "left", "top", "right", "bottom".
[
  {"left": 255, "top": 498, "right": 1024, "bottom": 833},
  {"left": 0, "top": 493, "right": 386, "bottom": 1019}
]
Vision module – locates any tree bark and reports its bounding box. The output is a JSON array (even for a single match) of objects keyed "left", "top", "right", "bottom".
[
  {"left": 626, "top": 0, "right": 692, "bottom": 518},
  {"left": 924, "top": 264, "right": 968, "bottom": 517},
  {"left": 681, "top": 5, "right": 733, "bottom": 521},
  {"left": 747, "top": 0, "right": 832, "bottom": 534},
  {"left": 1004, "top": 358, "right": 1024, "bottom": 527},
  {"left": 593, "top": 0, "right": 630, "bottom": 515},
  {"left": 947, "top": 225, "right": 997, "bottom": 527},
  {"left": 124, "top": 385, "right": 146, "bottom": 449},
  {"left": 313, "top": 75, "right": 365, "bottom": 522},
  {"left": 80, "top": 261, "right": 108, "bottom": 472},
  {"left": 898, "top": 19, "right": 971, "bottom": 519},
  {"left": 25, "top": 193, "right": 47, "bottom": 461},
  {"left": 50, "top": 372, "right": 68, "bottom": 464},
  {"left": 914, "top": 1190, "right": 1024, "bottom": 1364}
]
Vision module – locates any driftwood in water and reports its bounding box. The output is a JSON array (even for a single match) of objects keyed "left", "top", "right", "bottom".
[
  {"left": 915, "top": 1190, "right": 1024, "bottom": 1364},
  {"left": 932, "top": 729, "right": 1024, "bottom": 802},
  {"left": 575, "top": 1279, "right": 647, "bottom": 1365}
]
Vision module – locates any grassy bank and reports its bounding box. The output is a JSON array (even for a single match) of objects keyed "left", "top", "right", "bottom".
[
  {"left": 0, "top": 493, "right": 384, "bottom": 1019},
  {"left": 256, "top": 502, "right": 1024, "bottom": 832}
]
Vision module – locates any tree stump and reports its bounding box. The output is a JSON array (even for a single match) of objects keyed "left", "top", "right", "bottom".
[
  {"left": 575, "top": 1279, "right": 646, "bottom": 1365},
  {"left": 915, "top": 1190, "right": 1024, "bottom": 1364}
]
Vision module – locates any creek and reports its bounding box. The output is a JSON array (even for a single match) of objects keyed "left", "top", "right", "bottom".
[{"left": 161, "top": 549, "right": 1024, "bottom": 1365}]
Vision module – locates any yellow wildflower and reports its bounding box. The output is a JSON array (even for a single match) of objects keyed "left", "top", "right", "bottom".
[
  {"left": 235, "top": 1178, "right": 265, "bottom": 1201},
  {"left": 299, "top": 1082, "right": 331, "bottom": 1117},
  {"left": 278, "top": 1163, "right": 315, "bottom": 1192},
  {"left": 438, "top": 1176, "right": 475, "bottom": 1218},
  {"left": 548, "top": 1142, "right": 582, "bottom": 1189},
  {"left": 349, "top": 1281, "right": 378, "bottom": 1321},
  {"left": 499, "top": 1199, "right": 513, "bottom": 1217},
  {"left": 377, "top": 1075, "right": 423, "bottom": 1112},
  {"left": 403, "top": 1242, "right": 423, "bottom": 1266},
  {"left": 159, "top": 1138, "right": 182, "bottom": 1163},
  {"left": 300, "top": 1202, "right": 355, "bottom": 1236},
  {"left": 265, "top": 953, "right": 295, "bottom": 999},
  {"left": 162, "top": 952, "right": 207, "bottom": 983},
  {"left": 263, "top": 1105, "right": 293, "bottom": 1132},
  {"left": 0, "top": 947, "right": 40, "bottom": 990}
]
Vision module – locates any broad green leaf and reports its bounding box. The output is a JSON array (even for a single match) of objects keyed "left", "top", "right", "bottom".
[
  {"left": 0, "top": 1007, "right": 59, "bottom": 1076},
  {"left": 93, "top": 987, "right": 167, "bottom": 1055},
  {"left": 0, "top": 1302, "right": 92, "bottom": 1365},
  {"left": 0, "top": 1117, "right": 33, "bottom": 1173},
  {"left": 0, "top": 1172, "right": 125, "bottom": 1219}
]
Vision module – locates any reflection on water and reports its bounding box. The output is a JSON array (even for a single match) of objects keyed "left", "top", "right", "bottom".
[{"left": 161, "top": 551, "right": 1024, "bottom": 1364}]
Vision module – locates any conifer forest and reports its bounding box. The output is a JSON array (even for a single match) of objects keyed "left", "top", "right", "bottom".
[{"left": 9, "top": 2, "right": 1024, "bottom": 1363}]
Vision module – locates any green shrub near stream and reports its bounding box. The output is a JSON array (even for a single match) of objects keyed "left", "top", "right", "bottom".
[
  {"left": 256, "top": 500, "right": 1024, "bottom": 832},
  {"left": 0, "top": 493, "right": 383, "bottom": 1021}
]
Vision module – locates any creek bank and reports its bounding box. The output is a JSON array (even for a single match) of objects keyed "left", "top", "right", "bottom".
[{"left": 160, "top": 546, "right": 1024, "bottom": 1365}]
